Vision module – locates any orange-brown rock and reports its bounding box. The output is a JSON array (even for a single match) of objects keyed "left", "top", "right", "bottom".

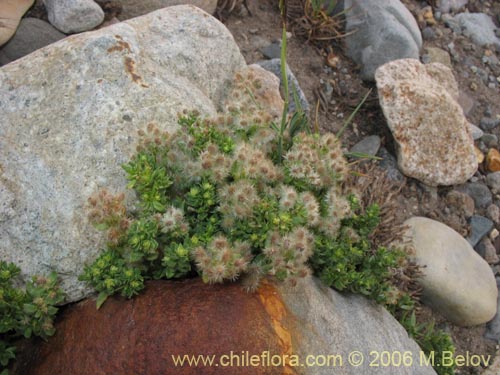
[
  {"left": 487, "top": 148, "right": 500, "bottom": 172},
  {"left": 14, "top": 280, "right": 287, "bottom": 375},
  {"left": 12, "top": 277, "right": 436, "bottom": 375}
]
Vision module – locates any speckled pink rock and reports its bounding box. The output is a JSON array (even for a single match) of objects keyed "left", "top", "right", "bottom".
[{"left": 375, "top": 58, "right": 477, "bottom": 186}]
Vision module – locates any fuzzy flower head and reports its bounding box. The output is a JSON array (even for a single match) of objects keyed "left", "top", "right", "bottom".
[
  {"left": 283, "top": 133, "right": 349, "bottom": 189},
  {"left": 263, "top": 227, "right": 314, "bottom": 283},
  {"left": 193, "top": 236, "right": 252, "bottom": 283},
  {"left": 159, "top": 206, "right": 189, "bottom": 237},
  {"left": 219, "top": 179, "right": 261, "bottom": 220},
  {"left": 199, "top": 143, "right": 232, "bottom": 183},
  {"left": 233, "top": 143, "right": 281, "bottom": 182}
]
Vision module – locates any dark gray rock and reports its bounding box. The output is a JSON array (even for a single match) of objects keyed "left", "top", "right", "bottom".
[
  {"left": 256, "top": 58, "right": 310, "bottom": 114},
  {"left": 260, "top": 41, "right": 281, "bottom": 60},
  {"left": 377, "top": 148, "right": 405, "bottom": 183},
  {"left": 480, "top": 117, "right": 500, "bottom": 131},
  {"left": 467, "top": 215, "right": 494, "bottom": 247},
  {"left": 486, "top": 204, "right": 500, "bottom": 224},
  {"left": 486, "top": 172, "right": 500, "bottom": 194},
  {"left": 344, "top": 0, "right": 422, "bottom": 81},
  {"left": 422, "top": 27, "right": 436, "bottom": 41},
  {"left": 481, "top": 133, "right": 498, "bottom": 147},
  {"left": 349, "top": 135, "right": 381, "bottom": 158},
  {"left": 0, "top": 18, "right": 65, "bottom": 66},
  {"left": 457, "top": 182, "right": 493, "bottom": 209}
]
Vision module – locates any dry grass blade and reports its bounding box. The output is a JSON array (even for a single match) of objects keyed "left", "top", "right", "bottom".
[
  {"left": 216, "top": 0, "right": 251, "bottom": 20},
  {"left": 287, "top": 0, "right": 346, "bottom": 47},
  {"left": 346, "top": 162, "right": 423, "bottom": 301}
]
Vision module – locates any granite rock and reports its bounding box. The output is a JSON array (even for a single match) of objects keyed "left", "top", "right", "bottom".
[
  {"left": 0, "top": 5, "right": 246, "bottom": 302},
  {"left": 375, "top": 59, "right": 477, "bottom": 186}
]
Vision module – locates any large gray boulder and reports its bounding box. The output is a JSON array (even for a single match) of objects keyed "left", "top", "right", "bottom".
[
  {"left": 278, "top": 277, "right": 436, "bottom": 374},
  {"left": 0, "top": 5, "right": 245, "bottom": 302},
  {"left": 404, "top": 217, "right": 498, "bottom": 326},
  {"left": 344, "top": 0, "right": 422, "bottom": 81}
]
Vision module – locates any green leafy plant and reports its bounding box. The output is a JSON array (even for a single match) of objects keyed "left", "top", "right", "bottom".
[
  {"left": 0, "top": 261, "right": 64, "bottom": 373},
  {"left": 80, "top": 8, "right": 455, "bottom": 374},
  {"left": 311, "top": 0, "right": 337, "bottom": 15},
  {"left": 399, "top": 311, "right": 456, "bottom": 375}
]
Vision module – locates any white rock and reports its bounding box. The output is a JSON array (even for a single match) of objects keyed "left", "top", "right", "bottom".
[
  {"left": 0, "top": 5, "right": 246, "bottom": 302},
  {"left": 404, "top": 217, "right": 498, "bottom": 326},
  {"left": 375, "top": 59, "right": 477, "bottom": 186},
  {"left": 44, "top": 0, "right": 105, "bottom": 33}
]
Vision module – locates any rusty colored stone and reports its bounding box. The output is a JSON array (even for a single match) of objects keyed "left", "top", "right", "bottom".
[
  {"left": 487, "top": 148, "right": 500, "bottom": 172},
  {"left": 13, "top": 280, "right": 293, "bottom": 375},
  {"left": 12, "top": 277, "right": 435, "bottom": 375}
]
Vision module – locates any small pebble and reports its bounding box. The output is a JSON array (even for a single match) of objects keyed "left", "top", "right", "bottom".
[
  {"left": 350, "top": 135, "right": 381, "bottom": 158},
  {"left": 487, "top": 204, "right": 500, "bottom": 224},
  {"left": 260, "top": 42, "right": 281, "bottom": 59},
  {"left": 490, "top": 228, "right": 499, "bottom": 241},
  {"left": 486, "top": 172, "right": 500, "bottom": 193},
  {"left": 422, "top": 27, "right": 436, "bottom": 40},
  {"left": 481, "top": 117, "right": 500, "bottom": 130},
  {"left": 487, "top": 149, "right": 500, "bottom": 172},
  {"left": 445, "top": 190, "right": 475, "bottom": 218},
  {"left": 467, "top": 215, "right": 494, "bottom": 247},
  {"left": 476, "top": 238, "right": 500, "bottom": 264},
  {"left": 471, "top": 124, "right": 484, "bottom": 140},
  {"left": 457, "top": 182, "right": 493, "bottom": 209},
  {"left": 481, "top": 133, "right": 498, "bottom": 147}
]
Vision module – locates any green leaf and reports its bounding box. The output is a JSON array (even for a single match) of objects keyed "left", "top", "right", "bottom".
[
  {"left": 96, "top": 292, "right": 109, "bottom": 309},
  {"left": 22, "top": 304, "right": 36, "bottom": 315}
]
